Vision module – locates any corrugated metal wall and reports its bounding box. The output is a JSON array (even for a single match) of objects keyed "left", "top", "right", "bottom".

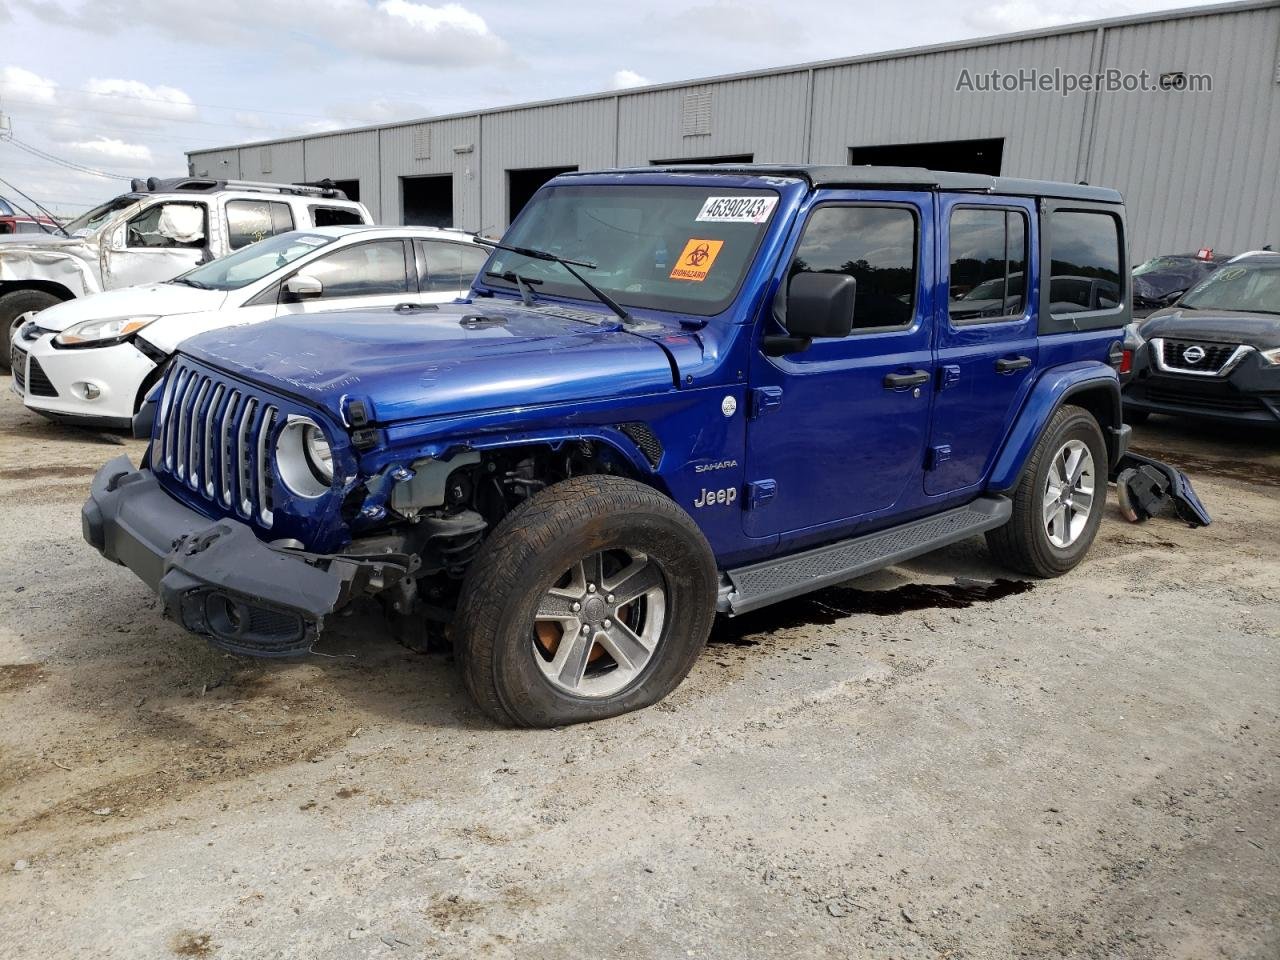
[{"left": 187, "top": 1, "right": 1280, "bottom": 258}]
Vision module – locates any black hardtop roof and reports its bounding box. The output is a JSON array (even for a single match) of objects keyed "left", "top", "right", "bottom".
[{"left": 584, "top": 164, "right": 1123, "bottom": 204}]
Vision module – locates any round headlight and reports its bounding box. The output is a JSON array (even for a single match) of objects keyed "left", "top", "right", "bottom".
[
  {"left": 302, "top": 423, "right": 333, "bottom": 483},
  {"left": 275, "top": 417, "right": 333, "bottom": 498}
]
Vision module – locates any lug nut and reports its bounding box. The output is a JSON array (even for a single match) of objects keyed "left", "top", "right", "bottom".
[
  {"left": 587, "top": 583, "right": 596, "bottom": 593},
  {"left": 606, "top": 593, "right": 615, "bottom": 603},
  {"left": 571, "top": 601, "right": 581, "bottom": 612},
  {"left": 581, "top": 624, "right": 591, "bottom": 634},
  {"left": 603, "top": 619, "right": 612, "bottom": 629}
]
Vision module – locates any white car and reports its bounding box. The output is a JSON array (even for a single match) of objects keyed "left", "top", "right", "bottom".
[{"left": 11, "top": 225, "right": 490, "bottom": 427}]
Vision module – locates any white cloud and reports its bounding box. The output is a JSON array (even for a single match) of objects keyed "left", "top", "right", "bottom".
[
  {"left": 83, "top": 78, "right": 196, "bottom": 123},
  {"left": 65, "top": 137, "right": 153, "bottom": 163},
  {"left": 0, "top": 64, "right": 58, "bottom": 104},
  {"left": 26, "top": 0, "right": 511, "bottom": 67},
  {"left": 611, "top": 69, "right": 650, "bottom": 90}
]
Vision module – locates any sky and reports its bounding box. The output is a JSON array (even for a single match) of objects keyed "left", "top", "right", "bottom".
[{"left": 0, "top": 0, "right": 1223, "bottom": 216}]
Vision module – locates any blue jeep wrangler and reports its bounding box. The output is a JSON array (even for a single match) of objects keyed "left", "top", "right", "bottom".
[{"left": 83, "top": 165, "right": 1133, "bottom": 726}]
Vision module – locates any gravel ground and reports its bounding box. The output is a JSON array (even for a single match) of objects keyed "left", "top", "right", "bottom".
[{"left": 1, "top": 387, "right": 1277, "bottom": 959}]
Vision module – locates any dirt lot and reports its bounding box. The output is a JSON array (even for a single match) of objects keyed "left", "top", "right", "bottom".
[{"left": 1, "top": 388, "right": 1277, "bottom": 959}]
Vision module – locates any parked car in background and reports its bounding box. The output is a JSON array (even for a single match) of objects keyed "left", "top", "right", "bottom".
[
  {"left": 0, "top": 197, "right": 59, "bottom": 236},
  {"left": 84, "top": 164, "right": 1136, "bottom": 727},
  {"left": 0, "top": 177, "right": 371, "bottom": 368},
  {"left": 11, "top": 226, "right": 488, "bottom": 427},
  {"left": 1122, "top": 251, "right": 1280, "bottom": 426},
  {"left": 1131, "top": 250, "right": 1224, "bottom": 317}
]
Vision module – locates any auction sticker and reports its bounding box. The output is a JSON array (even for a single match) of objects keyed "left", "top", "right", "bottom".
[
  {"left": 695, "top": 195, "right": 778, "bottom": 223},
  {"left": 670, "top": 239, "right": 724, "bottom": 282}
]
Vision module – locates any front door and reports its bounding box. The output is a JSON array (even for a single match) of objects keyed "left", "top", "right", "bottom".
[
  {"left": 275, "top": 239, "right": 417, "bottom": 317},
  {"left": 927, "top": 196, "right": 1039, "bottom": 496},
  {"left": 108, "top": 201, "right": 209, "bottom": 289},
  {"left": 743, "top": 193, "right": 935, "bottom": 540}
]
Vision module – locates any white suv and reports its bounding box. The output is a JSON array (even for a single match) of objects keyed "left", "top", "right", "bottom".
[
  {"left": 0, "top": 177, "right": 372, "bottom": 367},
  {"left": 11, "top": 226, "right": 489, "bottom": 427}
]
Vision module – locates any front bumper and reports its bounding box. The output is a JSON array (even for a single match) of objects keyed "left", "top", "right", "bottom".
[
  {"left": 83, "top": 456, "right": 407, "bottom": 656},
  {"left": 18, "top": 333, "right": 157, "bottom": 427},
  {"left": 1122, "top": 347, "right": 1280, "bottom": 426}
]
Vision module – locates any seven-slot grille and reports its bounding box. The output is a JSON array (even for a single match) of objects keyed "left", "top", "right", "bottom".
[
  {"left": 1161, "top": 339, "right": 1238, "bottom": 373},
  {"left": 154, "top": 361, "right": 280, "bottom": 527}
]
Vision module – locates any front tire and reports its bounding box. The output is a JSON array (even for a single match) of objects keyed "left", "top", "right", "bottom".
[
  {"left": 453, "top": 475, "right": 718, "bottom": 727},
  {"left": 0, "top": 289, "right": 62, "bottom": 370},
  {"left": 986, "top": 404, "right": 1108, "bottom": 578}
]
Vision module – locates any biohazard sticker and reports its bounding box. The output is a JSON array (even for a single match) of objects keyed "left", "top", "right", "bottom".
[
  {"left": 670, "top": 239, "right": 724, "bottom": 282},
  {"left": 695, "top": 195, "right": 778, "bottom": 223}
]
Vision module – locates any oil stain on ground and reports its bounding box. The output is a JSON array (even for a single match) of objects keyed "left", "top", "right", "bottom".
[{"left": 710, "top": 578, "right": 1033, "bottom": 646}]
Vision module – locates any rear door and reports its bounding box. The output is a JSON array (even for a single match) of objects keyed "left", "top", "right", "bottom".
[
  {"left": 743, "top": 192, "right": 935, "bottom": 539},
  {"left": 926, "top": 196, "right": 1038, "bottom": 497}
]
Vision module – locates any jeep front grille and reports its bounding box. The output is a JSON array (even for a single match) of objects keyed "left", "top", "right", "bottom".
[{"left": 154, "top": 361, "right": 278, "bottom": 527}]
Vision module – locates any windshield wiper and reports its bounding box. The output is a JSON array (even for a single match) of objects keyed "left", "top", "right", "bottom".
[
  {"left": 474, "top": 237, "right": 634, "bottom": 326},
  {"left": 169, "top": 277, "right": 210, "bottom": 289},
  {"left": 484, "top": 270, "right": 542, "bottom": 307}
]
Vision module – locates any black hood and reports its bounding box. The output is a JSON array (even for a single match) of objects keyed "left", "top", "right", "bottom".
[{"left": 1139, "top": 307, "right": 1280, "bottom": 351}]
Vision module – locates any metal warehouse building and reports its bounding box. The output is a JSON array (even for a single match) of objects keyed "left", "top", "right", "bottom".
[{"left": 187, "top": 0, "right": 1280, "bottom": 259}]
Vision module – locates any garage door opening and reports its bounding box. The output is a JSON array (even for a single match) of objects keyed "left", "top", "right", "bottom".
[
  {"left": 401, "top": 175, "right": 453, "bottom": 227},
  {"left": 325, "top": 179, "right": 361, "bottom": 202},
  {"left": 651, "top": 154, "right": 754, "bottom": 165},
  {"left": 847, "top": 138, "right": 1004, "bottom": 176},
  {"left": 508, "top": 166, "right": 577, "bottom": 223}
]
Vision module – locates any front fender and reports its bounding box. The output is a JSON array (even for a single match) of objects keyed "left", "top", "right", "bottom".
[
  {"left": 988, "top": 361, "right": 1121, "bottom": 492},
  {"left": 0, "top": 246, "right": 99, "bottom": 297}
]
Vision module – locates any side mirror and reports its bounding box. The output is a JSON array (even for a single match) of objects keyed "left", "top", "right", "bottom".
[
  {"left": 282, "top": 274, "right": 323, "bottom": 301},
  {"left": 764, "top": 272, "right": 856, "bottom": 355},
  {"left": 1162, "top": 289, "right": 1185, "bottom": 306}
]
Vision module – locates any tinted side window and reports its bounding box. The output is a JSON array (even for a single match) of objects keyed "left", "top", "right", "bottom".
[
  {"left": 948, "top": 208, "right": 1028, "bottom": 323},
  {"left": 125, "top": 203, "right": 207, "bottom": 249},
  {"left": 302, "top": 240, "right": 408, "bottom": 298},
  {"left": 226, "top": 200, "right": 295, "bottom": 250},
  {"left": 310, "top": 205, "right": 365, "bottom": 227},
  {"left": 1049, "top": 211, "right": 1121, "bottom": 316},
  {"left": 419, "top": 240, "right": 488, "bottom": 292},
  {"left": 789, "top": 205, "right": 917, "bottom": 330}
]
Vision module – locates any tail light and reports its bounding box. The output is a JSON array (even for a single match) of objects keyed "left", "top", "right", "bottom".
[{"left": 1119, "top": 349, "right": 1133, "bottom": 374}]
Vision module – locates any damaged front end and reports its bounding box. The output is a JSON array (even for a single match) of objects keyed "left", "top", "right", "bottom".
[{"left": 83, "top": 456, "right": 420, "bottom": 656}]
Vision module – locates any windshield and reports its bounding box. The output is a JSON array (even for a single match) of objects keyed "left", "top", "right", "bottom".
[
  {"left": 1133, "top": 256, "right": 1194, "bottom": 277},
  {"left": 485, "top": 183, "right": 780, "bottom": 316},
  {"left": 1179, "top": 262, "right": 1280, "bottom": 315},
  {"left": 966, "top": 273, "right": 1025, "bottom": 301},
  {"left": 63, "top": 195, "right": 140, "bottom": 236},
  {"left": 172, "top": 231, "right": 335, "bottom": 291}
]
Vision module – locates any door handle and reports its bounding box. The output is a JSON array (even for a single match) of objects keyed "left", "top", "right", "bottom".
[
  {"left": 883, "top": 370, "right": 930, "bottom": 390},
  {"left": 996, "top": 355, "right": 1032, "bottom": 374}
]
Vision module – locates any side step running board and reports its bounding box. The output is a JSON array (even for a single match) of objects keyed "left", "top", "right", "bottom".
[{"left": 720, "top": 496, "right": 1012, "bottom": 615}]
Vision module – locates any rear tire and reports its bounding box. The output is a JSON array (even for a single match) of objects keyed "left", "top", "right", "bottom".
[
  {"left": 0, "top": 289, "right": 62, "bottom": 370},
  {"left": 453, "top": 475, "right": 718, "bottom": 727},
  {"left": 986, "top": 404, "right": 1108, "bottom": 578}
]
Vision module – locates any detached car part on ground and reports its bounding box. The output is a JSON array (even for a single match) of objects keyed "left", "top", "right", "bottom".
[
  {"left": 11, "top": 226, "right": 489, "bottom": 427},
  {"left": 83, "top": 164, "right": 1205, "bottom": 728},
  {"left": 0, "top": 177, "right": 370, "bottom": 369},
  {"left": 1122, "top": 251, "right": 1280, "bottom": 426}
]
